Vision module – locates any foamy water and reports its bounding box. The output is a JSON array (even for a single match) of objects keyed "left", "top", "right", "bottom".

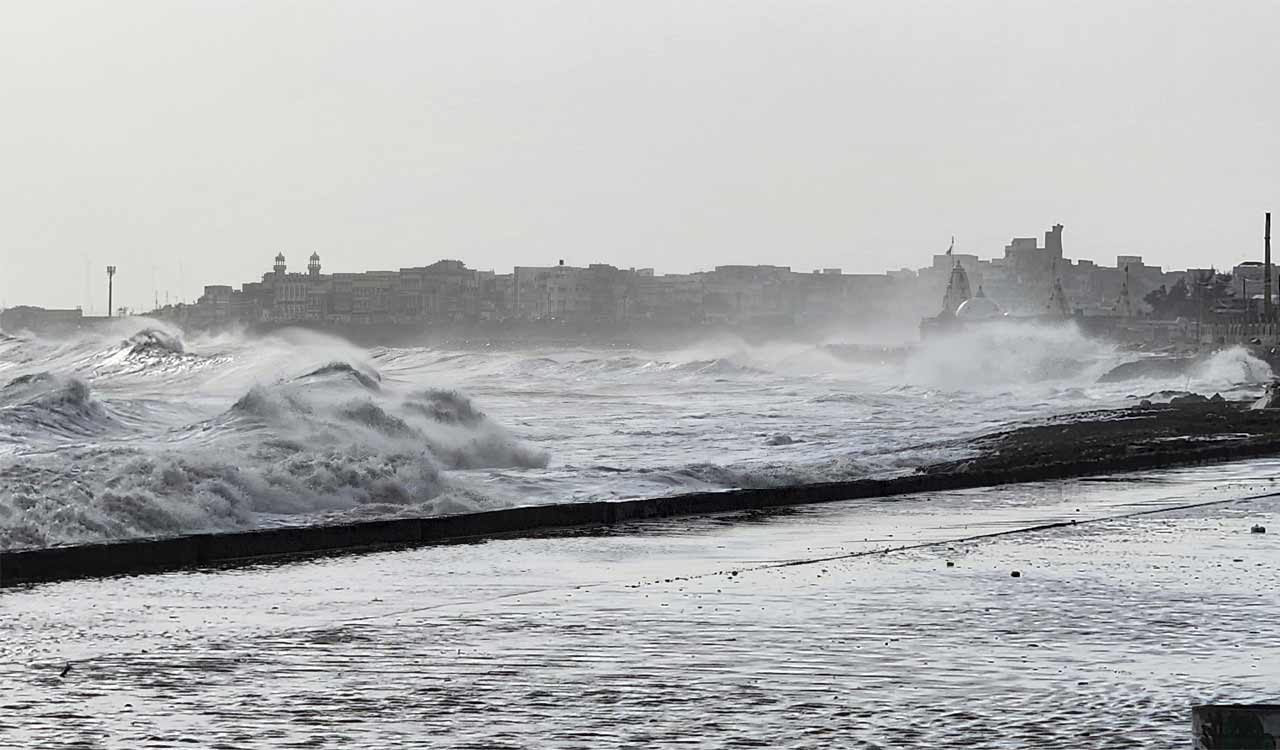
[
  {"left": 5, "top": 465, "right": 1278, "bottom": 747},
  {"left": 0, "top": 318, "right": 1271, "bottom": 549}
]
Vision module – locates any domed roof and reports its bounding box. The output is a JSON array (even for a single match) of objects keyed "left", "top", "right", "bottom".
[
  {"left": 955, "top": 296, "right": 1004, "bottom": 321},
  {"left": 274, "top": 252, "right": 286, "bottom": 262},
  {"left": 310, "top": 252, "right": 320, "bottom": 260}
]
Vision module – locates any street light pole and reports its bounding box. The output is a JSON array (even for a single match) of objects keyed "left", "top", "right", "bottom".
[{"left": 106, "top": 266, "right": 116, "bottom": 318}]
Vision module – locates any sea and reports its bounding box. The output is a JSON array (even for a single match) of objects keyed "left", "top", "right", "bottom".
[
  {"left": 0, "top": 317, "right": 1272, "bottom": 551},
  {"left": 6, "top": 318, "right": 1280, "bottom": 748}
]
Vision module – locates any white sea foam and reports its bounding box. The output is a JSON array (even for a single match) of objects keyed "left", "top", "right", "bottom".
[
  {"left": 902, "top": 319, "right": 1120, "bottom": 389},
  {"left": 1188, "top": 345, "right": 1274, "bottom": 388}
]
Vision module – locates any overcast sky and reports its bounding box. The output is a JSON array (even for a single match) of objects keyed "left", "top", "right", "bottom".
[{"left": 2, "top": 0, "right": 1276, "bottom": 311}]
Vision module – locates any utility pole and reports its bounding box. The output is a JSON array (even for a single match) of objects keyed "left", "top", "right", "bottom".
[
  {"left": 1267, "top": 212, "right": 1273, "bottom": 323},
  {"left": 107, "top": 266, "right": 117, "bottom": 318}
]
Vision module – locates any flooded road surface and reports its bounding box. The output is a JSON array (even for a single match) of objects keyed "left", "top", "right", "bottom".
[{"left": 4, "top": 459, "right": 1279, "bottom": 748}]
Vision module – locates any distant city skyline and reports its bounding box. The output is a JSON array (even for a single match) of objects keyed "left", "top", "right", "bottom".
[
  {"left": 3, "top": 0, "right": 1277, "bottom": 311},
  {"left": 1, "top": 220, "right": 1269, "bottom": 316},
  {"left": 7, "top": 221, "right": 1209, "bottom": 338}
]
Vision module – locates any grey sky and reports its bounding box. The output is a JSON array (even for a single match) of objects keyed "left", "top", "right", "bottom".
[{"left": 2, "top": 0, "right": 1276, "bottom": 311}]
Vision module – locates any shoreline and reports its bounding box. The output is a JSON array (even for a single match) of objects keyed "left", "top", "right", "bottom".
[{"left": 6, "top": 401, "right": 1280, "bottom": 587}]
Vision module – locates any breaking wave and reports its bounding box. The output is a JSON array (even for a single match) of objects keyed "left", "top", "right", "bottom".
[
  {"left": 0, "top": 328, "right": 548, "bottom": 550},
  {"left": 126, "top": 328, "right": 186, "bottom": 356},
  {"left": 1189, "top": 346, "right": 1273, "bottom": 388},
  {"left": 298, "top": 361, "right": 382, "bottom": 391},
  {"left": 0, "top": 372, "right": 117, "bottom": 442}
]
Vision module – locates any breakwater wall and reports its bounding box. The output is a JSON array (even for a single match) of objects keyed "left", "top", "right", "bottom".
[{"left": 6, "top": 430, "right": 1280, "bottom": 588}]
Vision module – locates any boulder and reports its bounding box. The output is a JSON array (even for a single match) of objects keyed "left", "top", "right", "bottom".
[{"left": 1170, "top": 393, "right": 1209, "bottom": 406}]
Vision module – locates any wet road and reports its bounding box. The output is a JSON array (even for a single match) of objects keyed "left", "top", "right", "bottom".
[{"left": 4, "top": 459, "right": 1279, "bottom": 748}]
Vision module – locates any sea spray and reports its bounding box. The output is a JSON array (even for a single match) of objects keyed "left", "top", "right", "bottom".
[
  {"left": 1190, "top": 346, "right": 1274, "bottom": 387},
  {"left": 901, "top": 319, "right": 1120, "bottom": 388}
]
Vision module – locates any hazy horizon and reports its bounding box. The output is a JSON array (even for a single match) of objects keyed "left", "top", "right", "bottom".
[{"left": 3, "top": 0, "right": 1277, "bottom": 311}]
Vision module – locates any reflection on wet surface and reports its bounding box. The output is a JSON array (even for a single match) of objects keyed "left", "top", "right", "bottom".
[{"left": 3, "top": 460, "right": 1279, "bottom": 748}]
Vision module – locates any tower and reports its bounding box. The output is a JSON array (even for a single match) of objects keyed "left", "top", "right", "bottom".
[
  {"left": 1044, "top": 223, "right": 1064, "bottom": 263},
  {"left": 106, "top": 266, "right": 117, "bottom": 318},
  {"left": 308, "top": 252, "right": 321, "bottom": 279},
  {"left": 274, "top": 253, "right": 286, "bottom": 277}
]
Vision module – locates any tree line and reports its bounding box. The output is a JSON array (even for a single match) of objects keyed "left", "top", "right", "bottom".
[{"left": 1142, "top": 270, "right": 1238, "bottom": 320}]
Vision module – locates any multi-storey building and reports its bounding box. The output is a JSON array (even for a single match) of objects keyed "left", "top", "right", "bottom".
[{"left": 157, "top": 219, "right": 1248, "bottom": 335}]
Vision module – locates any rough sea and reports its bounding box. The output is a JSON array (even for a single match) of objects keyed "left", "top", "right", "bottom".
[
  {"left": 6, "top": 318, "right": 1280, "bottom": 748},
  {"left": 0, "top": 318, "right": 1273, "bottom": 551}
]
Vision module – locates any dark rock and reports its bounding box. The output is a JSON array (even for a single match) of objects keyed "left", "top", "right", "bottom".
[
  {"left": 946, "top": 561, "right": 955, "bottom": 567},
  {"left": 1010, "top": 570, "right": 1021, "bottom": 578},
  {"left": 766, "top": 434, "right": 798, "bottom": 446},
  {"left": 1170, "top": 393, "right": 1209, "bottom": 405},
  {"left": 1252, "top": 524, "right": 1266, "bottom": 534},
  {"left": 1137, "top": 390, "right": 1194, "bottom": 401}
]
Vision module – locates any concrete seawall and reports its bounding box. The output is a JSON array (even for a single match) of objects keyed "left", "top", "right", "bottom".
[{"left": 6, "top": 433, "right": 1280, "bottom": 587}]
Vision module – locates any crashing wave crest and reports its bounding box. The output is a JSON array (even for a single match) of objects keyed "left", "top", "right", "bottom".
[
  {"left": 0, "top": 334, "right": 549, "bottom": 550},
  {"left": 0, "top": 372, "right": 117, "bottom": 440},
  {"left": 126, "top": 328, "right": 186, "bottom": 356}
]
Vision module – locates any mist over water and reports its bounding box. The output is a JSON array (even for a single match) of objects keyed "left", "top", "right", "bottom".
[{"left": 0, "top": 319, "right": 1271, "bottom": 549}]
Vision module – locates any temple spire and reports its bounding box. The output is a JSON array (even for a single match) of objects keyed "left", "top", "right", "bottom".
[{"left": 941, "top": 261, "right": 972, "bottom": 316}]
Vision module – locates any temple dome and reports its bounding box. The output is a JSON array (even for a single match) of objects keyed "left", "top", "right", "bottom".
[{"left": 955, "top": 296, "right": 1004, "bottom": 321}]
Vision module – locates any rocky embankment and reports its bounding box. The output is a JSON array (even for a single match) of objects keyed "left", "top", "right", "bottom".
[{"left": 925, "top": 390, "right": 1280, "bottom": 477}]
